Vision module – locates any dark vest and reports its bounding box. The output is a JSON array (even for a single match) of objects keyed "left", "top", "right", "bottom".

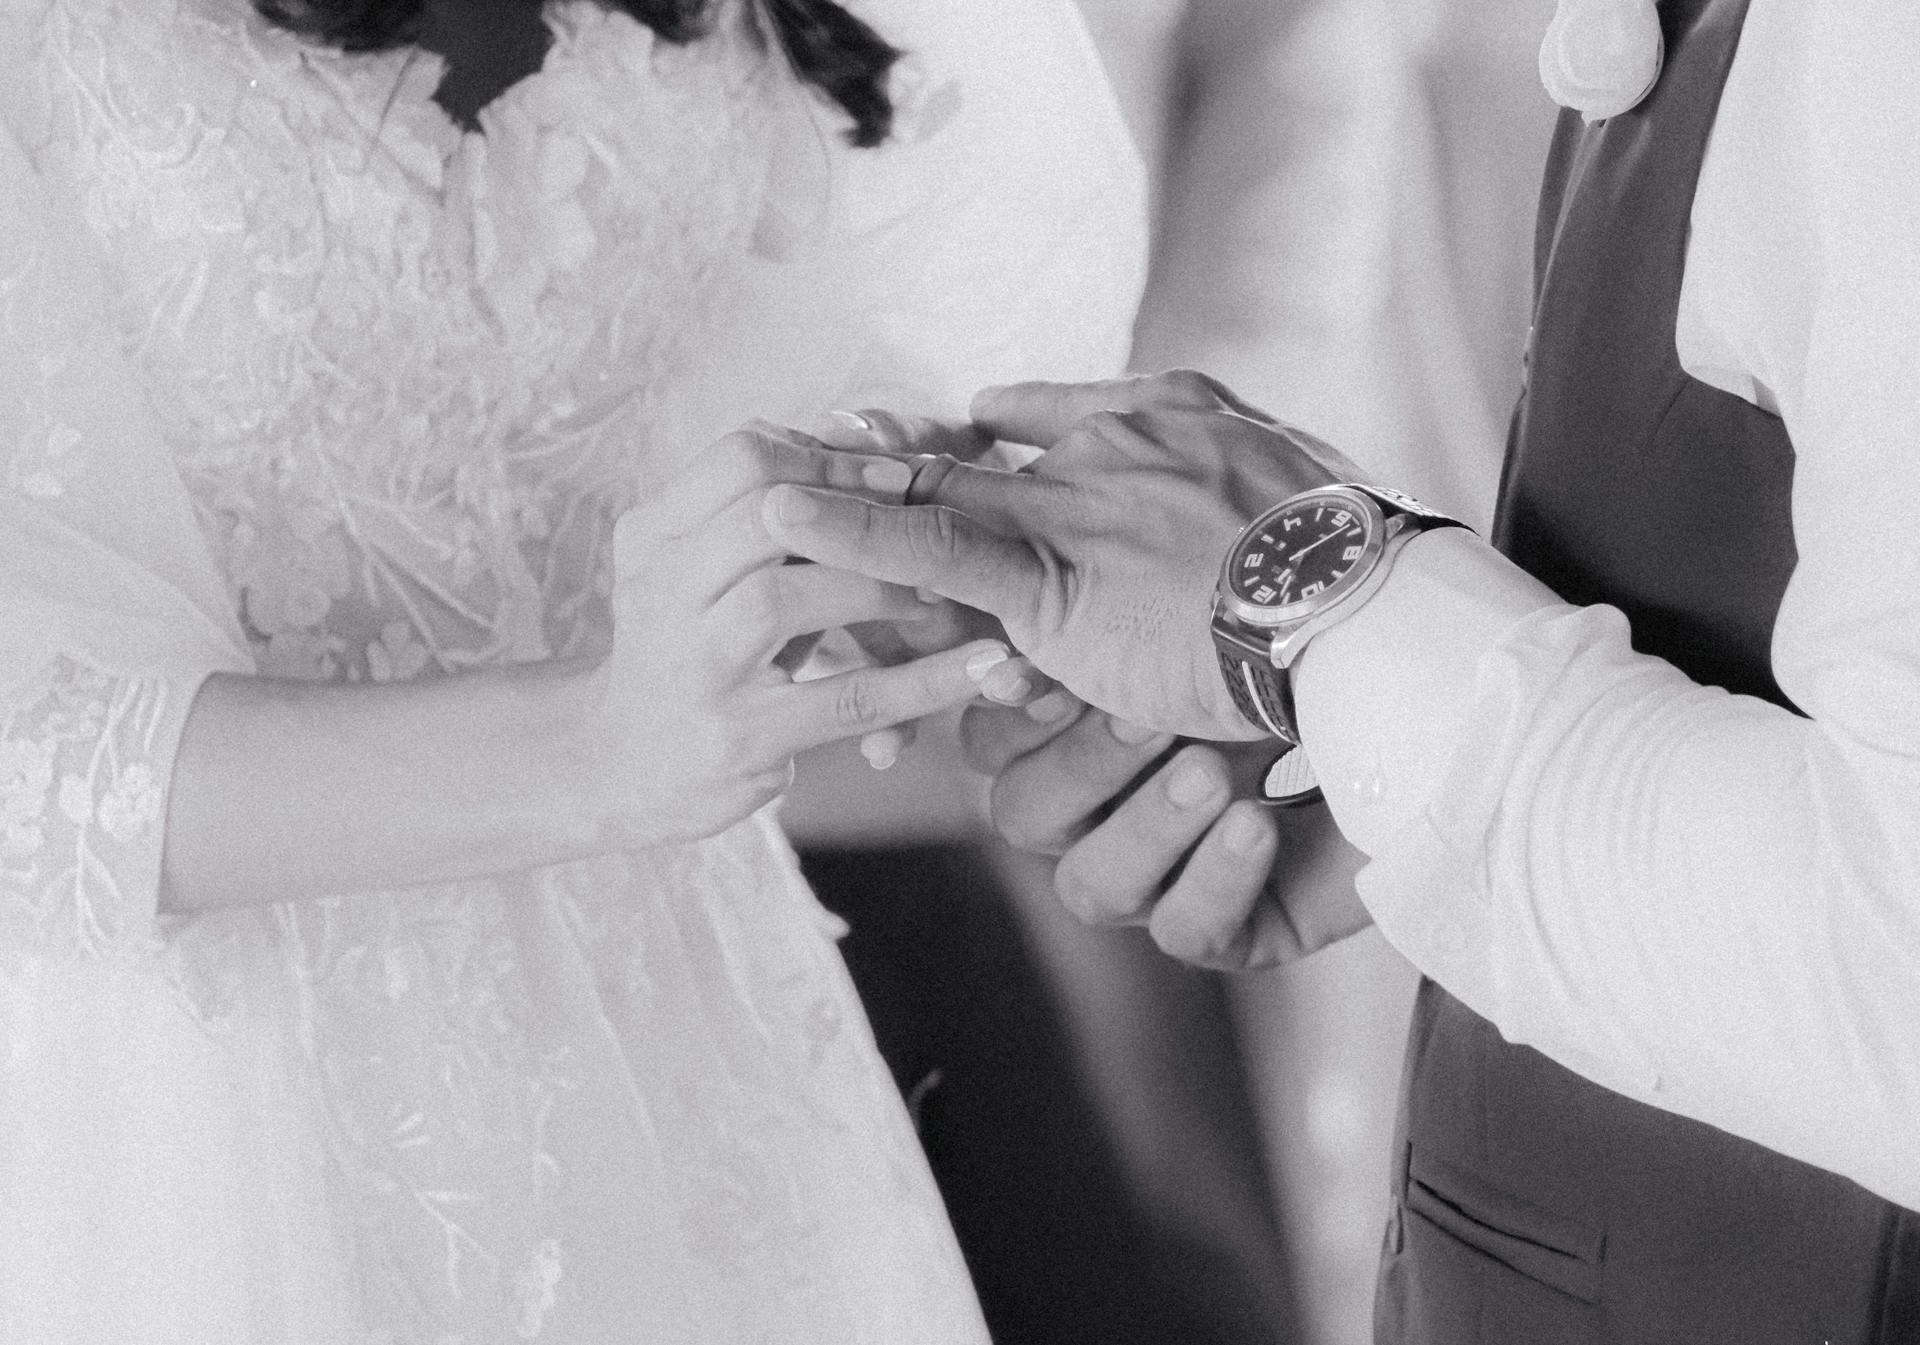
[{"left": 1373, "top": 2, "right": 1920, "bottom": 1341}]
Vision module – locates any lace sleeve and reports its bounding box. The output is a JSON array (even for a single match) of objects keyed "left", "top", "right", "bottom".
[
  {"left": 0, "top": 660, "right": 199, "bottom": 961},
  {"left": 0, "top": 105, "right": 252, "bottom": 968}
]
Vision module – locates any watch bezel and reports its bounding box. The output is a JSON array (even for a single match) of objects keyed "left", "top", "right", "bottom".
[{"left": 1216, "top": 486, "right": 1388, "bottom": 629}]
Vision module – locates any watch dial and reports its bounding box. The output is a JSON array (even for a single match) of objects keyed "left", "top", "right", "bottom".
[{"left": 1230, "top": 498, "right": 1371, "bottom": 608}]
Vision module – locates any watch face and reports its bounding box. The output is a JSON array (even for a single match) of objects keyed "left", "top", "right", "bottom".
[{"left": 1226, "top": 492, "right": 1377, "bottom": 614}]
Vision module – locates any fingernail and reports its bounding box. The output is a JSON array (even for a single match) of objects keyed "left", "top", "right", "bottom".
[
  {"left": 1167, "top": 759, "right": 1222, "bottom": 810},
  {"left": 915, "top": 586, "right": 944, "bottom": 605},
  {"left": 831, "top": 409, "right": 876, "bottom": 432},
  {"left": 965, "top": 644, "right": 1011, "bottom": 682},
  {"left": 1222, "top": 806, "right": 1271, "bottom": 856},
  {"left": 860, "top": 458, "right": 913, "bottom": 497},
  {"left": 861, "top": 737, "right": 899, "bottom": 771},
  {"left": 983, "top": 669, "right": 1033, "bottom": 705},
  {"left": 764, "top": 485, "right": 819, "bottom": 527},
  {"left": 1025, "top": 690, "right": 1076, "bottom": 724},
  {"left": 1108, "top": 715, "right": 1160, "bottom": 745}
]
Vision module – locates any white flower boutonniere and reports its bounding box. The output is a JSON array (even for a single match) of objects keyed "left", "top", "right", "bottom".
[{"left": 1539, "top": 0, "right": 1665, "bottom": 123}]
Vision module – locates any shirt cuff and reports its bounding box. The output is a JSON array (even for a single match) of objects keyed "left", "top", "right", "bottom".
[{"left": 1351, "top": 601, "right": 1667, "bottom": 1096}]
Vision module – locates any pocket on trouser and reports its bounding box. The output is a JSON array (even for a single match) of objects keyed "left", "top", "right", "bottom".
[{"left": 1402, "top": 1144, "right": 1605, "bottom": 1304}]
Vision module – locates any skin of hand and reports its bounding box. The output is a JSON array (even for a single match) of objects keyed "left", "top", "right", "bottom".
[
  {"left": 161, "top": 423, "right": 1013, "bottom": 911},
  {"left": 585, "top": 422, "right": 1015, "bottom": 844},
  {"left": 959, "top": 693, "right": 1372, "bottom": 971},
  {"left": 759, "top": 370, "right": 1368, "bottom": 741},
  {"left": 801, "top": 407, "right": 1057, "bottom": 769}
]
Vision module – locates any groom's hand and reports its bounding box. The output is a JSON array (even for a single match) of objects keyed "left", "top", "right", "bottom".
[
  {"left": 763, "top": 371, "right": 1365, "bottom": 740},
  {"left": 959, "top": 695, "right": 1372, "bottom": 972}
]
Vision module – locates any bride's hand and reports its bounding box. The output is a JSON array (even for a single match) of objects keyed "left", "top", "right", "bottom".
[
  {"left": 586, "top": 425, "right": 1013, "bottom": 847},
  {"left": 802, "top": 409, "right": 1057, "bottom": 769}
]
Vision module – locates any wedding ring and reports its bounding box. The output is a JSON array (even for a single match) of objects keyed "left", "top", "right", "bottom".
[{"left": 904, "top": 453, "right": 959, "bottom": 507}]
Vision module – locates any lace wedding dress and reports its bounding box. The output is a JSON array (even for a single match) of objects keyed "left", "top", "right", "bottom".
[{"left": 0, "top": 0, "right": 1143, "bottom": 1337}]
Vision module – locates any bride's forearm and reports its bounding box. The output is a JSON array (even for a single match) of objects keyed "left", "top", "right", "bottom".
[{"left": 160, "top": 659, "right": 619, "bottom": 913}]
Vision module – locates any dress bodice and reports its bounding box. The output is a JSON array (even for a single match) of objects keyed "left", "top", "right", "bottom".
[
  {"left": 0, "top": 3, "right": 1143, "bottom": 1335},
  {"left": 18, "top": 0, "right": 779, "bottom": 680}
]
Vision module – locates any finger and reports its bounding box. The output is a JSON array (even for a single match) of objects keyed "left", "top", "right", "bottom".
[
  {"left": 986, "top": 710, "right": 1174, "bottom": 857},
  {"left": 1052, "top": 744, "right": 1233, "bottom": 927},
  {"left": 715, "top": 564, "right": 933, "bottom": 660},
  {"left": 850, "top": 598, "right": 1001, "bottom": 663},
  {"left": 957, "top": 692, "right": 1085, "bottom": 775},
  {"left": 637, "top": 427, "right": 916, "bottom": 548},
  {"left": 772, "top": 456, "right": 1048, "bottom": 542},
  {"left": 772, "top": 630, "right": 826, "bottom": 676},
  {"left": 844, "top": 595, "right": 997, "bottom": 666},
  {"left": 905, "top": 458, "right": 1045, "bottom": 533},
  {"left": 970, "top": 370, "right": 1228, "bottom": 448},
  {"left": 974, "top": 654, "right": 1058, "bottom": 709},
  {"left": 643, "top": 490, "right": 791, "bottom": 606},
  {"left": 809, "top": 410, "right": 890, "bottom": 452},
  {"left": 761, "top": 487, "right": 1047, "bottom": 626},
  {"left": 1147, "top": 801, "right": 1288, "bottom": 970},
  {"left": 840, "top": 634, "right": 924, "bottom": 771},
  {"left": 859, "top": 723, "right": 915, "bottom": 771},
  {"left": 767, "top": 639, "right": 1012, "bottom": 759},
  {"left": 808, "top": 409, "right": 994, "bottom": 460}
]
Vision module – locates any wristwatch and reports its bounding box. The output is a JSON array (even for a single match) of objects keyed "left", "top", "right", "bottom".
[{"left": 1211, "top": 482, "right": 1467, "bottom": 804}]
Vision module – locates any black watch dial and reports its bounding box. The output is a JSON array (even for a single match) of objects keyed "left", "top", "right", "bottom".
[{"left": 1228, "top": 494, "right": 1374, "bottom": 610}]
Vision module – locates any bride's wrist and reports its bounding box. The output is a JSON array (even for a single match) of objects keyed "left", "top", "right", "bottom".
[{"left": 533, "top": 653, "right": 657, "bottom": 858}]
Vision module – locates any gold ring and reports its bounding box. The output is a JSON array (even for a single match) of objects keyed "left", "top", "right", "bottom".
[{"left": 904, "top": 454, "right": 959, "bottom": 507}]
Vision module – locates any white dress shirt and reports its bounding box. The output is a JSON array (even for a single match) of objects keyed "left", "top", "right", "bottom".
[{"left": 1295, "top": 0, "right": 1920, "bottom": 1209}]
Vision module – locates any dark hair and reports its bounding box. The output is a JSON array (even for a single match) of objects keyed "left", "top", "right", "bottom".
[{"left": 258, "top": 0, "right": 903, "bottom": 147}]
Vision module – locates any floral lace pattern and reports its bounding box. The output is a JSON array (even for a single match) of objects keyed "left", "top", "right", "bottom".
[
  {"left": 0, "top": 0, "right": 1086, "bottom": 1336},
  {"left": 19, "top": 0, "right": 778, "bottom": 682},
  {"left": 0, "top": 658, "right": 174, "bottom": 965}
]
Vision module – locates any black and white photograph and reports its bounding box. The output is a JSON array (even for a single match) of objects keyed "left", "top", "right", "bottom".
[{"left": 0, "top": 0, "right": 1914, "bottom": 1340}]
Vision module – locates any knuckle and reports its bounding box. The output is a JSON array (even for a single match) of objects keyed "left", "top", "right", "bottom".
[
  {"left": 1081, "top": 410, "right": 1134, "bottom": 441},
  {"left": 1157, "top": 368, "right": 1225, "bottom": 405},
  {"left": 906, "top": 506, "right": 959, "bottom": 563},
  {"left": 832, "top": 670, "right": 887, "bottom": 731},
  {"left": 857, "top": 409, "right": 908, "bottom": 451},
  {"left": 716, "top": 433, "right": 774, "bottom": 490}
]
